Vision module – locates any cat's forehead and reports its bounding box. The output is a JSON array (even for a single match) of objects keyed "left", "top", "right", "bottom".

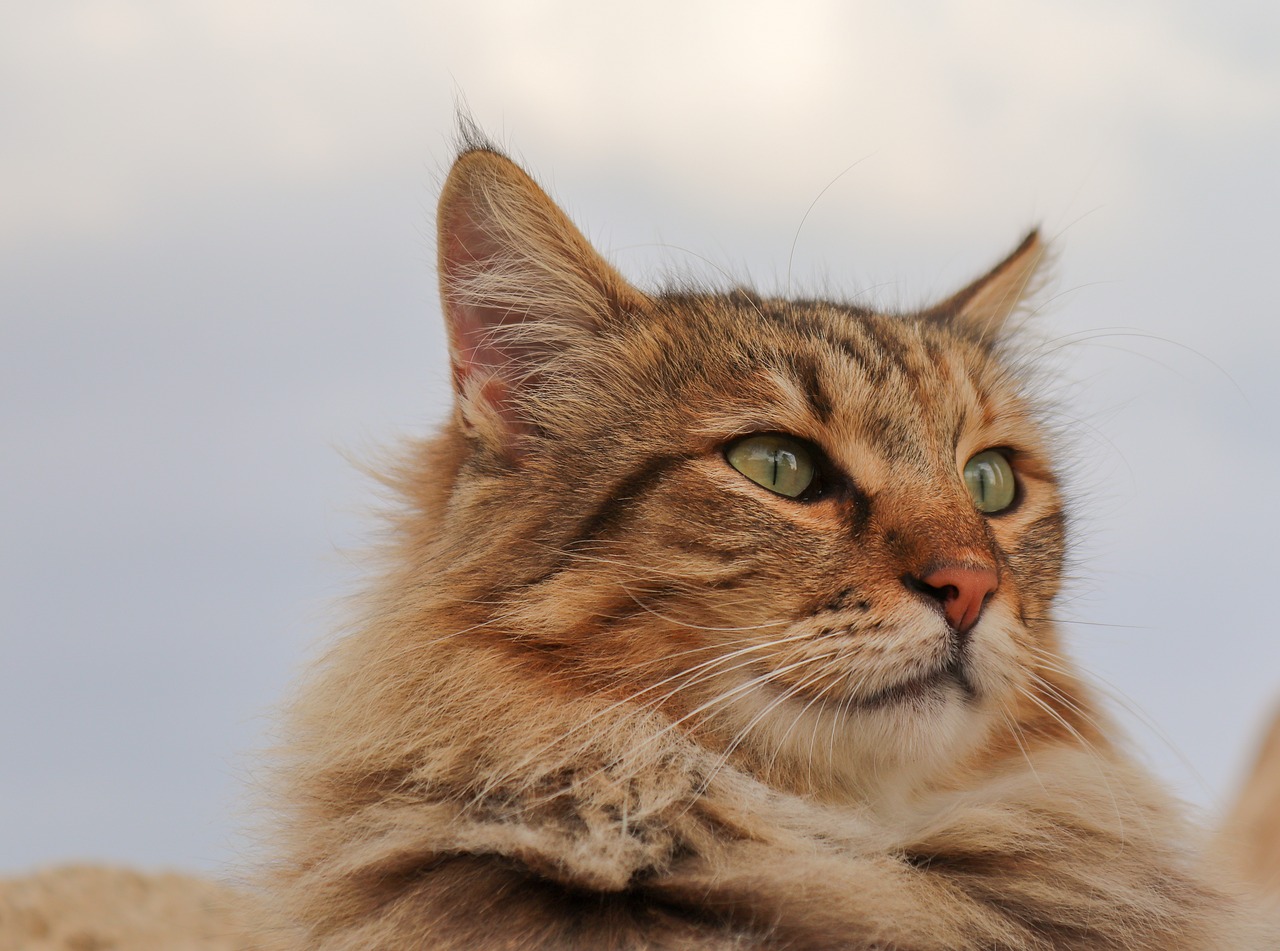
[
  {"left": 642, "top": 291, "right": 1033, "bottom": 480},
  {"left": 652, "top": 291, "right": 1012, "bottom": 405}
]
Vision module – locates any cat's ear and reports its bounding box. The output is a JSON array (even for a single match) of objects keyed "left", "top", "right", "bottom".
[
  {"left": 920, "top": 230, "right": 1046, "bottom": 343},
  {"left": 437, "top": 147, "right": 647, "bottom": 451}
]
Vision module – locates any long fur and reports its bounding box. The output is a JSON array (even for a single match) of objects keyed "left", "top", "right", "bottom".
[{"left": 260, "top": 143, "right": 1279, "bottom": 949}]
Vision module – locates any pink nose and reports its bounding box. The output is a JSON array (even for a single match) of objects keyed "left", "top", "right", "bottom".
[{"left": 915, "top": 565, "right": 999, "bottom": 634}]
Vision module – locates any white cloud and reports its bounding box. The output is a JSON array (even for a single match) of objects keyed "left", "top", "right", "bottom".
[
  {"left": 3, "top": 1, "right": 1273, "bottom": 248},
  {"left": 442, "top": 1, "right": 1276, "bottom": 227}
]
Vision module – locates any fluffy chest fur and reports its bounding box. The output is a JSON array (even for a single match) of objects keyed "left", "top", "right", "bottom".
[{"left": 264, "top": 138, "right": 1277, "bottom": 950}]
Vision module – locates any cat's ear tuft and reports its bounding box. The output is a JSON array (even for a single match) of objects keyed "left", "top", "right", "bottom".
[
  {"left": 920, "top": 230, "right": 1047, "bottom": 343},
  {"left": 437, "top": 147, "right": 647, "bottom": 451}
]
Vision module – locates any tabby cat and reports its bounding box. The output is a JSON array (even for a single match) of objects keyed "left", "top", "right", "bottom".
[{"left": 265, "top": 135, "right": 1278, "bottom": 949}]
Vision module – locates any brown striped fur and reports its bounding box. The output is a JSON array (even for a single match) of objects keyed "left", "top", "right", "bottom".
[{"left": 263, "top": 138, "right": 1279, "bottom": 949}]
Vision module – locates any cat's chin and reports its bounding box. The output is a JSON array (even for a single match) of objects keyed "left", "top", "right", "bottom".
[
  {"left": 853, "top": 657, "right": 976, "bottom": 711},
  {"left": 711, "top": 605, "right": 1032, "bottom": 801},
  {"left": 720, "top": 662, "right": 997, "bottom": 802}
]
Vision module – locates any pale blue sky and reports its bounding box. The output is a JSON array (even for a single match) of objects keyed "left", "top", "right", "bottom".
[{"left": 3, "top": 0, "right": 1278, "bottom": 873}]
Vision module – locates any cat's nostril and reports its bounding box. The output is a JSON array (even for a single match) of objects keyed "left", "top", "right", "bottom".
[
  {"left": 902, "top": 573, "right": 945, "bottom": 601},
  {"left": 905, "top": 565, "right": 998, "bottom": 634}
]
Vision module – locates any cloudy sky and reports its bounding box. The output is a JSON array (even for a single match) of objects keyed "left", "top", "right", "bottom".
[{"left": 4, "top": 1, "right": 1278, "bottom": 874}]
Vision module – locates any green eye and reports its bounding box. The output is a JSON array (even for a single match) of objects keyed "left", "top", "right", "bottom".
[
  {"left": 963, "top": 450, "right": 1017, "bottom": 513},
  {"left": 726, "top": 435, "right": 816, "bottom": 499}
]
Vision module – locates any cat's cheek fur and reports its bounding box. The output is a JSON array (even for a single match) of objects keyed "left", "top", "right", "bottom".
[{"left": 963, "top": 599, "right": 1036, "bottom": 702}]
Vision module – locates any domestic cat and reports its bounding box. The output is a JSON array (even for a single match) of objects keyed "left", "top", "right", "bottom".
[{"left": 262, "top": 134, "right": 1279, "bottom": 949}]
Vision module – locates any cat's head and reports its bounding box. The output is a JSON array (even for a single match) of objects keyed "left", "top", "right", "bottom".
[{"left": 421, "top": 144, "right": 1088, "bottom": 800}]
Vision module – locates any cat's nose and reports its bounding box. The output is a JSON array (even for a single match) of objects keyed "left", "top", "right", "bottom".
[{"left": 906, "top": 565, "right": 999, "bottom": 635}]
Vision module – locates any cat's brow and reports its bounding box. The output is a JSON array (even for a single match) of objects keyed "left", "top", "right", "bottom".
[
  {"left": 826, "top": 332, "right": 889, "bottom": 385},
  {"left": 863, "top": 321, "right": 917, "bottom": 379},
  {"left": 786, "top": 353, "right": 834, "bottom": 424}
]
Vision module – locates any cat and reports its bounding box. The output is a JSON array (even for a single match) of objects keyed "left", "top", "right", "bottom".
[{"left": 261, "top": 131, "right": 1280, "bottom": 950}]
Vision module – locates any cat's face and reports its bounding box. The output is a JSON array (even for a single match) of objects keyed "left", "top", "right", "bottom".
[{"left": 430, "top": 147, "right": 1073, "bottom": 799}]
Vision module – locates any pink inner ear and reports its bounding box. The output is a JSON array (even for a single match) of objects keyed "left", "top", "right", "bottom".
[
  {"left": 446, "top": 297, "right": 518, "bottom": 393},
  {"left": 444, "top": 299, "right": 535, "bottom": 439},
  {"left": 440, "top": 208, "right": 518, "bottom": 380},
  {"left": 447, "top": 301, "right": 536, "bottom": 439},
  {"left": 439, "top": 213, "right": 542, "bottom": 439}
]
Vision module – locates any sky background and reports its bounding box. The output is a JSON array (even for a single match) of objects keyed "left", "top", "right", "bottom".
[{"left": 3, "top": 1, "right": 1278, "bottom": 875}]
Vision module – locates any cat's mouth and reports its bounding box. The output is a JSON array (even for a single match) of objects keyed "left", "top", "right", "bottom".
[{"left": 856, "top": 658, "right": 975, "bottom": 710}]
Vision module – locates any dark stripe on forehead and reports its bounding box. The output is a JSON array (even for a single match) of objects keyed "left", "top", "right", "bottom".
[
  {"left": 741, "top": 297, "right": 933, "bottom": 399},
  {"left": 828, "top": 333, "right": 888, "bottom": 385},
  {"left": 734, "top": 297, "right": 890, "bottom": 386},
  {"left": 821, "top": 318, "right": 916, "bottom": 387},
  {"left": 863, "top": 319, "right": 917, "bottom": 379},
  {"left": 952, "top": 410, "right": 968, "bottom": 454},
  {"left": 788, "top": 353, "right": 834, "bottom": 423}
]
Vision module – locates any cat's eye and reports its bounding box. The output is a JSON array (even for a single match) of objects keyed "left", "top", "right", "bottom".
[
  {"left": 963, "top": 450, "right": 1017, "bottom": 514},
  {"left": 726, "top": 435, "right": 817, "bottom": 499}
]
